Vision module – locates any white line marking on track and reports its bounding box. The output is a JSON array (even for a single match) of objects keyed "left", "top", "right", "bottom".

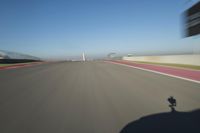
[{"left": 105, "top": 61, "right": 200, "bottom": 84}]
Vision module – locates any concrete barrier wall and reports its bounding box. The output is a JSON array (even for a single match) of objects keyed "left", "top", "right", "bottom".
[
  {"left": 123, "top": 54, "right": 200, "bottom": 66},
  {"left": 0, "top": 59, "right": 40, "bottom": 64}
]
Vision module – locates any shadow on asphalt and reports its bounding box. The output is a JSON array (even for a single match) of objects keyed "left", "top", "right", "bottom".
[{"left": 120, "top": 97, "right": 200, "bottom": 133}]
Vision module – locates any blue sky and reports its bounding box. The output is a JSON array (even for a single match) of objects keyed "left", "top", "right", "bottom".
[{"left": 0, "top": 0, "right": 199, "bottom": 59}]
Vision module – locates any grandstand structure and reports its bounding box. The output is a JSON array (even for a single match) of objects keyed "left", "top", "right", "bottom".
[{"left": 0, "top": 50, "right": 39, "bottom": 60}]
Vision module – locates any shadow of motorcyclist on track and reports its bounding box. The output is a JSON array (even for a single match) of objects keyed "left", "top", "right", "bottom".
[{"left": 120, "top": 97, "right": 200, "bottom": 133}]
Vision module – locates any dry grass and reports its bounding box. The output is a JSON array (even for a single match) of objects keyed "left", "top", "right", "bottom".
[{"left": 134, "top": 61, "right": 200, "bottom": 70}]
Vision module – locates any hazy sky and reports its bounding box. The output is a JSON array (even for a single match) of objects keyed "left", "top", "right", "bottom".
[{"left": 0, "top": 0, "right": 199, "bottom": 59}]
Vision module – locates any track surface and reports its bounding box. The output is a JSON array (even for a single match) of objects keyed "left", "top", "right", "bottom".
[{"left": 0, "top": 61, "right": 199, "bottom": 133}]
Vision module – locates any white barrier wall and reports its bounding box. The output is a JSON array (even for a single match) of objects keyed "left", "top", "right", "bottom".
[{"left": 123, "top": 54, "right": 200, "bottom": 66}]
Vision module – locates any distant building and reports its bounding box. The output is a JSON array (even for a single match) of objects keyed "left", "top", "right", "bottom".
[{"left": 127, "top": 54, "right": 133, "bottom": 57}]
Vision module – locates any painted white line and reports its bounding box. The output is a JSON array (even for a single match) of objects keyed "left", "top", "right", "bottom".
[{"left": 105, "top": 61, "right": 200, "bottom": 84}]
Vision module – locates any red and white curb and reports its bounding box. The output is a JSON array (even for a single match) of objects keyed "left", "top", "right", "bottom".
[
  {"left": 0, "top": 62, "right": 44, "bottom": 70},
  {"left": 105, "top": 61, "right": 200, "bottom": 84}
]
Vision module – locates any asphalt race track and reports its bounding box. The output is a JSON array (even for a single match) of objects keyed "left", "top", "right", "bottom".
[{"left": 0, "top": 61, "right": 200, "bottom": 133}]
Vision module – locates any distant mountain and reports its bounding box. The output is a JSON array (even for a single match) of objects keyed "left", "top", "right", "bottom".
[{"left": 0, "top": 50, "right": 40, "bottom": 60}]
